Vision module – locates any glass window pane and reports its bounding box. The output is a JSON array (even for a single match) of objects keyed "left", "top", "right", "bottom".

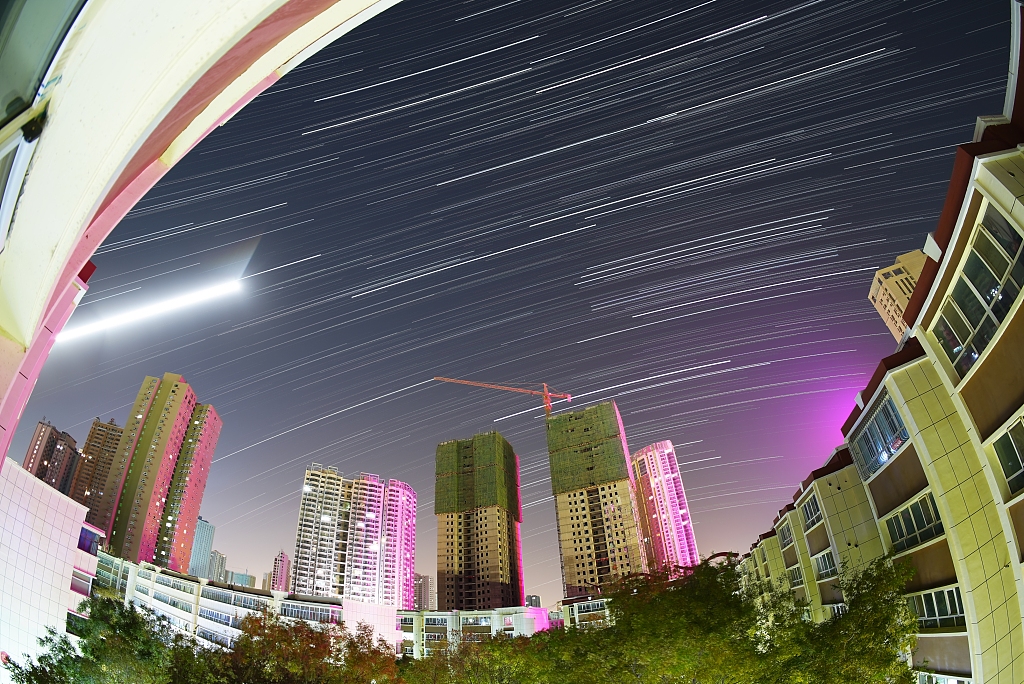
[
  {"left": 973, "top": 318, "right": 998, "bottom": 354},
  {"left": 952, "top": 279, "right": 986, "bottom": 327},
  {"left": 901, "top": 509, "right": 917, "bottom": 535},
  {"left": 933, "top": 316, "right": 962, "bottom": 362},
  {"left": 886, "top": 517, "right": 902, "bottom": 542},
  {"left": 975, "top": 231, "right": 1010, "bottom": 278},
  {"left": 964, "top": 253, "right": 1001, "bottom": 304},
  {"left": 935, "top": 590, "right": 949, "bottom": 616},
  {"left": 996, "top": 432, "right": 1024, "bottom": 479},
  {"left": 992, "top": 280, "right": 1019, "bottom": 322},
  {"left": 983, "top": 206, "right": 1023, "bottom": 258},
  {"left": 954, "top": 344, "right": 979, "bottom": 377},
  {"left": 1012, "top": 259, "right": 1024, "bottom": 289},
  {"left": 923, "top": 593, "right": 936, "bottom": 618},
  {"left": 910, "top": 501, "right": 928, "bottom": 531}
]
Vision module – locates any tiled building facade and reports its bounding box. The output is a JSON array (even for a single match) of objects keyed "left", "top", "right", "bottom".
[{"left": 740, "top": 19, "right": 1024, "bottom": 680}]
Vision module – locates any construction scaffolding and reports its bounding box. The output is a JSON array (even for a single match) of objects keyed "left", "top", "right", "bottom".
[
  {"left": 546, "top": 402, "right": 630, "bottom": 495},
  {"left": 434, "top": 432, "right": 521, "bottom": 520}
]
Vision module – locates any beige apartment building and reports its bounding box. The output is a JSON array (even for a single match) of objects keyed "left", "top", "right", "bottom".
[
  {"left": 741, "top": 30, "right": 1024, "bottom": 681},
  {"left": 546, "top": 401, "right": 647, "bottom": 598},
  {"left": 435, "top": 432, "right": 524, "bottom": 610},
  {"left": 869, "top": 250, "right": 928, "bottom": 340},
  {"left": 71, "top": 418, "right": 123, "bottom": 517}
]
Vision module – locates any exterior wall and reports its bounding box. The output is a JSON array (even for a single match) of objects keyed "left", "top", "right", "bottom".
[
  {"left": 208, "top": 550, "right": 226, "bottom": 583},
  {"left": 188, "top": 517, "right": 215, "bottom": 578},
  {"left": 553, "top": 478, "right": 645, "bottom": 598},
  {"left": 343, "top": 474, "right": 386, "bottom": 603},
  {"left": 630, "top": 441, "right": 699, "bottom": 571},
  {"left": 293, "top": 464, "right": 347, "bottom": 597},
  {"left": 435, "top": 432, "right": 523, "bottom": 610},
  {"left": 0, "top": 458, "right": 88, "bottom": 681}
]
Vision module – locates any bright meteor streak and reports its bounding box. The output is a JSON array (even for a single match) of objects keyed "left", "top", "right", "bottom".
[{"left": 57, "top": 280, "right": 242, "bottom": 343}]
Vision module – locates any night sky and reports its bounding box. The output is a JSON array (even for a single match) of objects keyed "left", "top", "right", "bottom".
[{"left": 17, "top": 0, "right": 1009, "bottom": 602}]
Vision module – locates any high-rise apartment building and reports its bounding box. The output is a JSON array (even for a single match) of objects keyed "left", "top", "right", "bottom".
[
  {"left": 291, "top": 465, "right": 416, "bottom": 607},
  {"left": 188, "top": 516, "right": 215, "bottom": 578},
  {"left": 208, "top": 550, "right": 227, "bottom": 583},
  {"left": 546, "top": 401, "right": 646, "bottom": 598},
  {"left": 630, "top": 441, "right": 699, "bottom": 572},
  {"left": 23, "top": 421, "right": 59, "bottom": 479},
  {"left": 413, "top": 573, "right": 435, "bottom": 611},
  {"left": 44, "top": 437, "right": 79, "bottom": 496},
  {"left": 868, "top": 249, "right": 927, "bottom": 340},
  {"left": 23, "top": 421, "right": 77, "bottom": 495},
  {"left": 271, "top": 551, "right": 291, "bottom": 592},
  {"left": 70, "top": 419, "right": 123, "bottom": 516},
  {"left": 225, "top": 570, "right": 255, "bottom": 588},
  {"left": 382, "top": 480, "right": 416, "bottom": 608},
  {"left": 93, "top": 373, "right": 221, "bottom": 571},
  {"left": 435, "top": 432, "right": 524, "bottom": 611},
  {"left": 525, "top": 594, "right": 541, "bottom": 608}
]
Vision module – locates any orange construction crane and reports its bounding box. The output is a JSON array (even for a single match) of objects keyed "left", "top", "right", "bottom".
[{"left": 433, "top": 377, "right": 572, "bottom": 416}]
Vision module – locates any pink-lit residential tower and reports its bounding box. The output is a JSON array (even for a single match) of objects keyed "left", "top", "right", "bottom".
[
  {"left": 271, "top": 551, "right": 290, "bottom": 592},
  {"left": 382, "top": 479, "right": 417, "bottom": 609},
  {"left": 630, "top": 441, "right": 699, "bottom": 571}
]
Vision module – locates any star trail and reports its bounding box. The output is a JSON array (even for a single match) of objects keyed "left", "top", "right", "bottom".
[{"left": 19, "top": 0, "right": 1009, "bottom": 598}]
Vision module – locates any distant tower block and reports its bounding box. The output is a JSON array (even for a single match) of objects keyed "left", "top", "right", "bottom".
[
  {"left": 271, "top": 551, "right": 291, "bottom": 593},
  {"left": 413, "top": 573, "right": 435, "bottom": 610},
  {"left": 435, "top": 432, "right": 524, "bottom": 610},
  {"left": 631, "top": 441, "right": 699, "bottom": 572},
  {"left": 188, "top": 517, "right": 216, "bottom": 578},
  {"left": 546, "top": 401, "right": 647, "bottom": 599},
  {"left": 868, "top": 249, "right": 927, "bottom": 340},
  {"left": 71, "top": 419, "right": 123, "bottom": 517}
]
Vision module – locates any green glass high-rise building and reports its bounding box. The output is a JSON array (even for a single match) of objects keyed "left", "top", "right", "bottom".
[
  {"left": 435, "top": 432, "right": 524, "bottom": 610},
  {"left": 546, "top": 401, "right": 647, "bottom": 598}
]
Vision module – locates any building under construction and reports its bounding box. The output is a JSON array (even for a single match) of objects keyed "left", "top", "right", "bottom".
[
  {"left": 546, "top": 401, "right": 646, "bottom": 597},
  {"left": 435, "top": 431, "right": 524, "bottom": 610}
]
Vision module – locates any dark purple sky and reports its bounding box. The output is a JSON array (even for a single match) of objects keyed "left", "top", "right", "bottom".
[{"left": 18, "top": 0, "right": 1009, "bottom": 603}]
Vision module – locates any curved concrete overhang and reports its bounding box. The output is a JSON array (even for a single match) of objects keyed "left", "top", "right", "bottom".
[{"left": 0, "top": 0, "right": 402, "bottom": 453}]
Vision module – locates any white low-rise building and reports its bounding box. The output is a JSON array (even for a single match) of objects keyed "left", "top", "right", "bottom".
[{"left": 0, "top": 458, "right": 101, "bottom": 682}]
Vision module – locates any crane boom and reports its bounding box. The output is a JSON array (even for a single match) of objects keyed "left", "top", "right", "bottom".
[{"left": 433, "top": 376, "right": 571, "bottom": 415}]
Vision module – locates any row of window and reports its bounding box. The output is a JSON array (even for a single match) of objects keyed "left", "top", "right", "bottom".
[{"left": 934, "top": 204, "right": 1023, "bottom": 379}]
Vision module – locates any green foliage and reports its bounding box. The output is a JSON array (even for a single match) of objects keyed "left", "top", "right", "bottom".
[{"left": 5, "top": 559, "right": 917, "bottom": 684}]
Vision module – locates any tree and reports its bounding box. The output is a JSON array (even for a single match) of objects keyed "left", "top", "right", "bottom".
[
  {"left": 227, "top": 611, "right": 344, "bottom": 684},
  {"left": 4, "top": 596, "right": 171, "bottom": 684}
]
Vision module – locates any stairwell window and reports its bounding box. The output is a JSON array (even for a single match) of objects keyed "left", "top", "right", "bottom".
[
  {"left": 933, "top": 204, "right": 1024, "bottom": 379},
  {"left": 993, "top": 420, "right": 1024, "bottom": 496},
  {"left": 885, "top": 493, "right": 943, "bottom": 552}
]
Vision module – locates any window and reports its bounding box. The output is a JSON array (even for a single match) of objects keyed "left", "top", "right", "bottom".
[
  {"left": 933, "top": 205, "right": 1023, "bottom": 379},
  {"left": 814, "top": 550, "right": 837, "bottom": 580},
  {"left": 778, "top": 523, "right": 793, "bottom": 548},
  {"left": 993, "top": 421, "right": 1024, "bottom": 496},
  {"left": 885, "top": 493, "right": 943, "bottom": 552},
  {"left": 787, "top": 565, "right": 803, "bottom": 588},
  {"left": 801, "top": 495, "right": 823, "bottom": 530},
  {"left": 907, "top": 585, "right": 965, "bottom": 630},
  {"left": 828, "top": 604, "right": 847, "bottom": 619},
  {"left": 425, "top": 617, "right": 448, "bottom": 626},
  {"left": 849, "top": 393, "right": 910, "bottom": 479}
]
